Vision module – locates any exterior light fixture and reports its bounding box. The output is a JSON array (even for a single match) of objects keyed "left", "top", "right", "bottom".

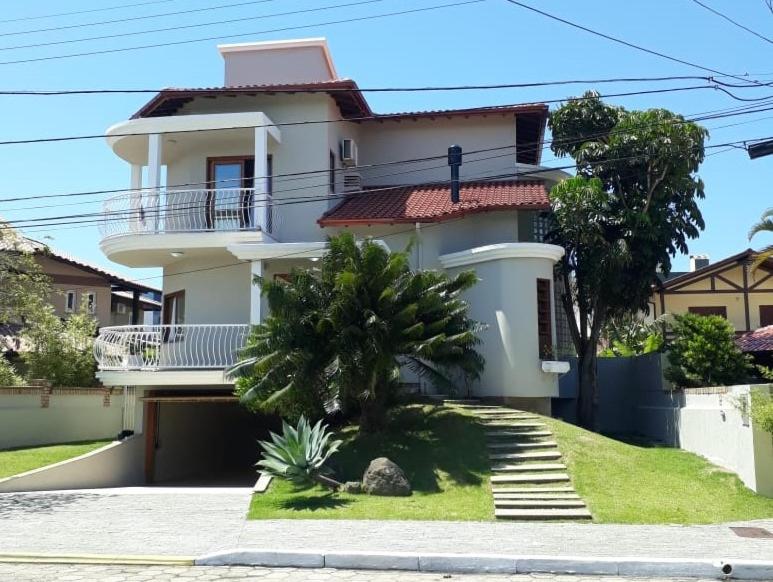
[
  {"left": 170, "top": 251, "right": 184, "bottom": 257},
  {"left": 748, "top": 139, "right": 773, "bottom": 160}
]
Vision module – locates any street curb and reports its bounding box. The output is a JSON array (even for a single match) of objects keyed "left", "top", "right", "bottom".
[
  {"left": 0, "top": 552, "right": 194, "bottom": 566},
  {"left": 194, "top": 549, "right": 773, "bottom": 580}
]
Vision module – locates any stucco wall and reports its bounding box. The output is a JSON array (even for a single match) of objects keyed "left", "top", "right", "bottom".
[
  {"left": 0, "top": 389, "right": 124, "bottom": 449},
  {"left": 37, "top": 255, "right": 113, "bottom": 326},
  {"left": 0, "top": 436, "right": 144, "bottom": 493}
]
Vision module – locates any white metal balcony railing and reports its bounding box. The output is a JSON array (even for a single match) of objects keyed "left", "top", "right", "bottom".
[
  {"left": 94, "top": 324, "right": 250, "bottom": 371},
  {"left": 99, "top": 188, "right": 275, "bottom": 239}
]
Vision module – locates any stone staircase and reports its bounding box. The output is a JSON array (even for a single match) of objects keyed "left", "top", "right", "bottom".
[{"left": 445, "top": 400, "right": 592, "bottom": 521}]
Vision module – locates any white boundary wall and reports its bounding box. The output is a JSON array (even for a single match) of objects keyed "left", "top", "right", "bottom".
[
  {"left": 678, "top": 384, "right": 773, "bottom": 496},
  {"left": 0, "top": 387, "right": 125, "bottom": 449}
]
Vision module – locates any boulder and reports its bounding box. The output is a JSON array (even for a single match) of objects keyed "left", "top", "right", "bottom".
[{"left": 362, "top": 457, "right": 411, "bottom": 496}]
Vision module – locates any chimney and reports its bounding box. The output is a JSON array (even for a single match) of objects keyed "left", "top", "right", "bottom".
[
  {"left": 218, "top": 38, "right": 338, "bottom": 87},
  {"left": 689, "top": 254, "right": 710, "bottom": 272}
]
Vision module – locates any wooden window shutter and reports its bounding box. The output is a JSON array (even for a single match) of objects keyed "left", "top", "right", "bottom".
[{"left": 537, "top": 278, "right": 553, "bottom": 359}]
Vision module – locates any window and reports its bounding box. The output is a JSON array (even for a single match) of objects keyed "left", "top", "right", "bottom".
[
  {"left": 760, "top": 305, "right": 773, "bottom": 327},
  {"left": 329, "top": 150, "right": 336, "bottom": 194},
  {"left": 65, "top": 290, "right": 76, "bottom": 313},
  {"left": 206, "top": 156, "right": 254, "bottom": 230},
  {"left": 162, "top": 290, "right": 185, "bottom": 342},
  {"left": 85, "top": 291, "right": 96, "bottom": 314},
  {"left": 688, "top": 306, "right": 727, "bottom": 318},
  {"left": 116, "top": 303, "right": 127, "bottom": 315},
  {"left": 537, "top": 279, "right": 553, "bottom": 359}
]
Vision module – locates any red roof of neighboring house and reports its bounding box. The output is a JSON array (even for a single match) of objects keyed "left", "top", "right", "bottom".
[
  {"left": 736, "top": 325, "right": 773, "bottom": 353},
  {"left": 318, "top": 180, "right": 550, "bottom": 226}
]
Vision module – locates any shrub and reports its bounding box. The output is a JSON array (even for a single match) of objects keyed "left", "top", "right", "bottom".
[
  {"left": 22, "top": 302, "right": 98, "bottom": 387},
  {"left": 665, "top": 313, "right": 752, "bottom": 388},
  {"left": 0, "top": 357, "right": 22, "bottom": 386},
  {"left": 257, "top": 416, "right": 343, "bottom": 490},
  {"left": 750, "top": 389, "right": 773, "bottom": 435},
  {"left": 599, "top": 314, "right": 665, "bottom": 357}
]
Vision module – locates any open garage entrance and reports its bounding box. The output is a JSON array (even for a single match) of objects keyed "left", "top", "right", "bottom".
[{"left": 143, "top": 391, "right": 276, "bottom": 486}]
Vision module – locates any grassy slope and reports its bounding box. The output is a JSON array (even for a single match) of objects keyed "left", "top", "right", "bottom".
[
  {"left": 249, "top": 404, "right": 493, "bottom": 521},
  {"left": 543, "top": 416, "right": 773, "bottom": 524},
  {"left": 0, "top": 440, "right": 112, "bottom": 479}
]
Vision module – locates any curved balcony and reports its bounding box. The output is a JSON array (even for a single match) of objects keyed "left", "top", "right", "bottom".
[
  {"left": 94, "top": 324, "right": 250, "bottom": 371},
  {"left": 99, "top": 188, "right": 278, "bottom": 267}
]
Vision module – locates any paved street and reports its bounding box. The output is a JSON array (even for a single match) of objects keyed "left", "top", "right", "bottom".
[
  {"left": 0, "top": 564, "right": 725, "bottom": 582},
  {"left": 1, "top": 487, "right": 772, "bottom": 562}
]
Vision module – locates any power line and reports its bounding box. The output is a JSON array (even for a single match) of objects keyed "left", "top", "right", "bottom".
[
  {"left": 0, "top": 0, "right": 484, "bottom": 67},
  {"left": 2, "top": 90, "right": 773, "bottom": 207},
  {"left": 503, "top": 0, "right": 764, "bottom": 87},
  {"left": 0, "top": 84, "right": 757, "bottom": 149},
  {"left": 0, "top": 0, "right": 385, "bottom": 53},
  {"left": 689, "top": 0, "right": 773, "bottom": 45},
  {"left": 0, "top": 0, "right": 277, "bottom": 39},
  {"left": 0, "top": 0, "right": 176, "bottom": 25}
]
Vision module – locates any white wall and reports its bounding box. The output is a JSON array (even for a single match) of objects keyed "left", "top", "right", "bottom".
[
  {"left": 678, "top": 385, "right": 773, "bottom": 496},
  {"left": 0, "top": 390, "right": 124, "bottom": 449}
]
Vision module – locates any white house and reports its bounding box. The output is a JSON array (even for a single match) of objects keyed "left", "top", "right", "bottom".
[{"left": 94, "top": 38, "right": 570, "bottom": 484}]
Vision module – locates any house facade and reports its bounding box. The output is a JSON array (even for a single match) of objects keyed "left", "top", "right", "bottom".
[
  {"left": 651, "top": 249, "right": 773, "bottom": 333},
  {"left": 94, "top": 38, "right": 571, "bottom": 484}
]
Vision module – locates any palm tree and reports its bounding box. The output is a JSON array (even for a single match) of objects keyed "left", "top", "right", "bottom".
[
  {"left": 749, "top": 208, "right": 773, "bottom": 270},
  {"left": 230, "top": 232, "right": 485, "bottom": 432}
]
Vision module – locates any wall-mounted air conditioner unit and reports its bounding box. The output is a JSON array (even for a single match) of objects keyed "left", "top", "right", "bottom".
[{"left": 340, "top": 138, "right": 358, "bottom": 167}]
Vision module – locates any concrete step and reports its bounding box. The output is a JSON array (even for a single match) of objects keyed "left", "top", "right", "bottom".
[
  {"left": 486, "top": 430, "right": 553, "bottom": 440},
  {"left": 494, "top": 499, "right": 587, "bottom": 508},
  {"left": 491, "top": 463, "right": 567, "bottom": 472},
  {"left": 492, "top": 486, "right": 575, "bottom": 494},
  {"left": 491, "top": 473, "right": 570, "bottom": 484},
  {"left": 469, "top": 409, "right": 532, "bottom": 415},
  {"left": 493, "top": 492, "right": 580, "bottom": 500},
  {"left": 443, "top": 399, "right": 481, "bottom": 405},
  {"left": 495, "top": 508, "right": 592, "bottom": 520},
  {"left": 487, "top": 441, "right": 558, "bottom": 450},
  {"left": 489, "top": 451, "right": 561, "bottom": 461},
  {"left": 482, "top": 423, "right": 546, "bottom": 431}
]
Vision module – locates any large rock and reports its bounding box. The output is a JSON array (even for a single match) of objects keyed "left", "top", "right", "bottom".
[{"left": 362, "top": 457, "right": 411, "bottom": 496}]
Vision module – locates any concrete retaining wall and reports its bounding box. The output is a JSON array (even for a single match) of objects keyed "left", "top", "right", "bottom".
[
  {"left": 0, "top": 387, "right": 124, "bottom": 449},
  {"left": 0, "top": 435, "right": 144, "bottom": 492}
]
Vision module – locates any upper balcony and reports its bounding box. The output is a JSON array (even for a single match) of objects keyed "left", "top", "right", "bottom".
[{"left": 101, "top": 112, "right": 281, "bottom": 267}]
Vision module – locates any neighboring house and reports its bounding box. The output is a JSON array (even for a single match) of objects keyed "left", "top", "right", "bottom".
[
  {"left": 651, "top": 249, "right": 773, "bottom": 334},
  {"left": 94, "top": 37, "right": 572, "bottom": 484},
  {"left": 0, "top": 227, "right": 161, "bottom": 332}
]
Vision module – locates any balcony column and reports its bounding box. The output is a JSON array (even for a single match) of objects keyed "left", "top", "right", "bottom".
[
  {"left": 250, "top": 260, "right": 263, "bottom": 325},
  {"left": 254, "top": 127, "right": 268, "bottom": 232},
  {"left": 130, "top": 164, "right": 143, "bottom": 232},
  {"left": 147, "top": 133, "right": 163, "bottom": 232}
]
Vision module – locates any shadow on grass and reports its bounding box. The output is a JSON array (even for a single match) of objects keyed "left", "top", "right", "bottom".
[
  {"left": 279, "top": 493, "right": 353, "bottom": 512},
  {"left": 333, "top": 404, "right": 488, "bottom": 493}
]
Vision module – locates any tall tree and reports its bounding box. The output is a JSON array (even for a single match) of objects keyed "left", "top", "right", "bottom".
[
  {"left": 547, "top": 91, "right": 707, "bottom": 429},
  {"left": 749, "top": 208, "right": 773, "bottom": 269},
  {"left": 0, "top": 222, "right": 51, "bottom": 324}
]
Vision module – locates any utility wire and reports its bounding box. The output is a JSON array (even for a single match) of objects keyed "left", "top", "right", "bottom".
[
  {"left": 0, "top": 0, "right": 385, "bottom": 52},
  {"left": 0, "top": 0, "right": 277, "bottom": 39},
  {"left": 503, "top": 0, "right": 764, "bottom": 87},
  {"left": 0, "top": 0, "right": 175, "bottom": 25},
  {"left": 0, "top": 0, "right": 484, "bottom": 66},
  {"left": 689, "top": 0, "right": 773, "bottom": 45}
]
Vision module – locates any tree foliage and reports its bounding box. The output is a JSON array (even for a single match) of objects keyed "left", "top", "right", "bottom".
[
  {"left": 665, "top": 313, "right": 752, "bottom": 388},
  {"left": 599, "top": 314, "right": 665, "bottom": 358},
  {"left": 750, "top": 389, "right": 773, "bottom": 436},
  {"left": 547, "top": 91, "right": 707, "bottom": 428},
  {"left": 0, "top": 357, "right": 22, "bottom": 386},
  {"left": 22, "top": 301, "right": 98, "bottom": 387},
  {"left": 748, "top": 207, "right": 773, "bottom": 271},
  {"left": 232, "top": 232, "right": 485, "bottom": 432},
  {"left": 0, "top": 225, "right": 51, "bottom": 323}
]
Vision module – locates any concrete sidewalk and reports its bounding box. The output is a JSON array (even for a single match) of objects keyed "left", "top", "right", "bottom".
[{"left": 1, "top": 488, "right": 772, "bottom": 577}]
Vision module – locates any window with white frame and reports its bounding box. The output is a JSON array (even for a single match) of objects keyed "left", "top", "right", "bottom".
[
  {"left": 85, "top": 291, "right": 96, "bottom": 314},
  {"left": 65, "top": 290, "right": 76, "bottom": 313}
]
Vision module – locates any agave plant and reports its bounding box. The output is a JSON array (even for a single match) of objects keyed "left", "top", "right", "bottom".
[{"left": 258, "top": 416, "right": 343, "bottom": 490}]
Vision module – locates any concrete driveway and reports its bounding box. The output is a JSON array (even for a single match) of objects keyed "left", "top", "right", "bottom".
[{"left": 0, "top": 487, "right": 253, "bottom": 556}]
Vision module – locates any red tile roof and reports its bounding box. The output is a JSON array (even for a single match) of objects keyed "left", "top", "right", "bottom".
[
  {"left": 318, "top": 180, "right": 550, "bottom": 226},
  {"left": 736, "top": 326, "right": 773, "bottom": 352}
]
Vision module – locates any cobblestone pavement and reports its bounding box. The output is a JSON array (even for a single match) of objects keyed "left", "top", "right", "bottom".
[
  {"left": 1, "top": 488, "right": 772, "bottom": 561},
  {"left": 0, "top": 564, "right": 724, "bottom": 582}
]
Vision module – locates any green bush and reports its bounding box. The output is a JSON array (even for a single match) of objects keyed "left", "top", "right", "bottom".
[
  {"left": 750, "top": 389, "right": 773, "bottom": 435},
  {"left": 665, "top": 313, "right": 752, "bottom": 388},
  {"left": 0, "top": 357, "right": 22, "bottom": 386}
]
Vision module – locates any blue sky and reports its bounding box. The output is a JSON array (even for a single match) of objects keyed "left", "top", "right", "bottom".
[{"left": 0, "top": 0, "right": 771, "bottom": 287}]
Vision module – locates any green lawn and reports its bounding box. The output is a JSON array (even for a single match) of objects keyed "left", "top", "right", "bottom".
[
  {"left": 0, "top": 440, "right": 112, "bottom": 479},
  {"left": 543, "top": 416, "right": 773, "bottom": 524},
  {"left": 248, "top": 403, "right": 493, "bottom": 520}
]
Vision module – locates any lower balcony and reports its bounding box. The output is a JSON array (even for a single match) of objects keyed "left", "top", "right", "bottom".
[{"left": 94, "top": 324, "right": 250, "bottom": 386}]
